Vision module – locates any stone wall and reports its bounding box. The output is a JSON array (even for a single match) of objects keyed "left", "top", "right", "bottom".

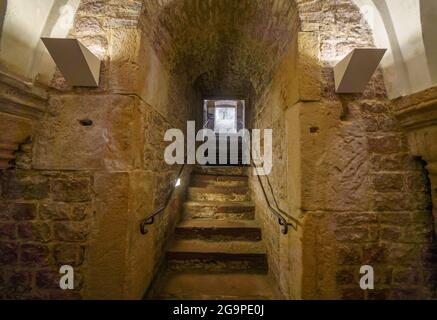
[
  {"left": 0, "top": 0, "right": 196, "bottom": 299},
  {"left": 250, "top": 0, "right": 437, "bottom": 299},
  {"left": 1, "top": 0, "right": 436, "bottom": 300},
  {"left": 0, "top": 161, "right": 92, "bottom": 299}
]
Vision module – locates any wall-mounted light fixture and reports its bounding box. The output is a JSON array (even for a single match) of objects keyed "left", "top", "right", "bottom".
[
  {"left": 334, "top": 48, "right": 386, "bottom": 93},
  {"left": 41, "top": 38, "right": 101, "bottom": 87},
  {"left": 175, "top": 178, "right": 181, "bottom": 187}
]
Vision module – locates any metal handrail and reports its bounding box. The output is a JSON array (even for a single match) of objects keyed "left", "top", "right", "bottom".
[
  {"left": 140, "top": 162, "right": 186, "bottom": 235},
  {"left": 250, "top": 160, "right": 301, "bottom": 235},
  {"left": 139, "top": 145, "right": 300, "bottom": 235}
]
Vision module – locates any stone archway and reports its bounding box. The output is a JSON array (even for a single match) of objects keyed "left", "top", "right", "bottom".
[{"left": 80, "top": 0, "right": 301, "bottom": 299}]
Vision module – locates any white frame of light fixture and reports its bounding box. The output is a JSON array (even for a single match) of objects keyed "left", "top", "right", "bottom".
[
  {"left": 41, "top": 38, "right": 101, "bottom": 87},
  {"left": 334, "top": 48, "right": 387, "bottom": 93}
]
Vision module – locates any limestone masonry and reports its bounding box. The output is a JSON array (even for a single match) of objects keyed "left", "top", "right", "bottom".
[{"left": 0, "top": 0, "right": 436, "bottom": 300}]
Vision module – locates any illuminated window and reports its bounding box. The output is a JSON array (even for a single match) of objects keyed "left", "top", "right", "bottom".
[{"left": 214, "top": 106, "right": 237, "bottom": 133}]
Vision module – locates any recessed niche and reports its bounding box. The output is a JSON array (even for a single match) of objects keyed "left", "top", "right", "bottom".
[{"left": 78, "top": 119, "right": 93, "bottom": 126}]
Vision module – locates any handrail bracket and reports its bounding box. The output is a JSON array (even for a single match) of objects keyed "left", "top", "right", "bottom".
[{"left": 140, "top": 216, "right": 155, "bottom": 235}]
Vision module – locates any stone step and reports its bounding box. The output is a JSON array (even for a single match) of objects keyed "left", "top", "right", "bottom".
[
  {"left": 194, "top": 166, "right": 249, "bottom": 177},
  {"left": 0, "top": 159, "right": 13, "bottom": 169},
  {"left": 188, "top": 187, "right": 249, "bottom": 202},
  {"left": 167, "top": 240, "right": 268, "bottom": 273},
  {"left": 0, "top": 149, "right": 15, "bottom": 160},
  {"left": 191, "top": 174, "right": 248, "bottom": 187},
  {"left": 150, "top": 272, "right": 279, "bottom": 300},
  {"left": 175, "top": 219, "right": 261, "bottom": 241},
  {"left": 183, "top": 201, "right": 255, "bottom": 220},
  {"left": 0, "top": 143, "right": 18, "bottom": 151}
]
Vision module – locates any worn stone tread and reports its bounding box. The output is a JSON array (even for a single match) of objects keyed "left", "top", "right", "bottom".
[
  {"left": 193, "top": 174, "right": 248, "bottom": 181},
  {"left": 151, "top": 272, "right": 280, "bottom": 300},
  {"left": 194, "top": 166, "right": 249, "bottom": 176},
  {"left": 191, "top": 174, "right": 248, "bottom": 187},
  {"left": 184, "top": 201, "right": 254, "bottom": 208},
  {"left": 175, "top": 219, "right": 261, "bottom": 241},
  {"left": 152, "top": 165, "right": 271, "bottom": 298},
  {"left": 188, "top": 186, "right": 249, "bottom": 193},
  {"left": 168, "top": 239, "right": 265, "bottom": 255},
  {"left": 183, "top": 201, "right": 255, "bottom": 220},
  {"left": 188, "top": 186, "right": 250, "bottom": 201},
  {"left": 177, "top": 219, "right": 259, "bottom": 229}
]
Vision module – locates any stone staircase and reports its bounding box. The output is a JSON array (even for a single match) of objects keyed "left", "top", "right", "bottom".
[{"left": 148, "top": 165, "right": 279, "bottom": 300}]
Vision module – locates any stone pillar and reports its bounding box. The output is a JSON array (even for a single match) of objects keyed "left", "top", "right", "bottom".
[
  {"left": 427, "top": 163, "right": 437, "bottom": 234},
  {"left": 0, "top": 74, "right": 47, "bottom": 169},
  {"left": 394, "top": 86, "right": 437, "bottom": 235}
]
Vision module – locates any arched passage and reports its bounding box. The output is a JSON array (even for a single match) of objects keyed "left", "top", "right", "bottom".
[{"left": 143, "top": 0, "right": 297, "bottom": 98}]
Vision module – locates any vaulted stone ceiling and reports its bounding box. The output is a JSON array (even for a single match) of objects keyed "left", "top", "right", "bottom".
[
  {"left": 142, "top": 0, "right": 298, "bottom": 98},
  {"left": 1, "top": 0, "right": 436, "bottom": 99}
]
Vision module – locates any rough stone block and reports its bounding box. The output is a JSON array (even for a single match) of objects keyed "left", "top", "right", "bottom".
[
  {"left": 0, "top": 113, "right": 34, "bottom": 150},
  {"left": 0, "top": 241, "right": 18, "bottom": 265},
  {"left": 46, "top": 290, "right": 82, "bottom": 300},
  {"left": 370, "top": 154, "right": 414, "bottom": 172},
  {"left": 335, "top": 226, "right": 377, "bottom": 242},
  {"left": 10, "top": 203, "right": 37, "bottom": 220},
  {"left": 0, "top": 202, "right": 12, "bottom": 220},
  {"left": 71, "top": 204, "right": 92, "bottom": 221},
  {"left": 334, "top": 212, "right": 377, "bottom": 226},
  {"left": 33, "top": 94, "right": 143, "bottom": 171},
  {"left": 377, "top": 212, "right": 411, "bottom": 226},
  {"left": 53, "top": 243, "right": 85, "bottom": 266},
  {"left": 372, "top": 266, "right": 393, "bottom": 286},
  {"left": 368, "top": 135, "right": 402, "bottom": 154},
  {"left": 389, "top": 288, "right": 430, "bottom": 300},
  {"left": 372, "top": 193, "right": 408, "bottom": 212},
  {"left": 380, "top": 226, "right": 403, "bottom": 241},
  {"left": 51, "top": 177, "right": 91, "bottom": 202},
  {"left": 36, "top": 269, "right": 61, "bottom": 290},
  {"left": 39, "top": 202, "right": 70, "bottom": 220},
  {"left": 20, "top": 243, "right": 49, "bottom": 266},
  {"left": 337, "top": 244, "right": 362, "bottom": 265},
  {"left": 85, "top": 172, "right": 130, "bottom": 299},
  {"left": 405, "top": 191, "right": 432, "bottom": 211},
  {"left": 5, "top": 271, "right": 32, "bottom": 293},
  {"left": 385, "top": 243, "right": 422, "bottom": 266},
  {"left": 1, "top": 172, "right": 49, "bottom": 200},
  {"left": 392, "top": 268, "right": 421, "bottom": 285},
  {"left": 340, "top": 288, "right": 364, "bottom": 300},
  {"left": 403, "top": 223, "right": 433, "bottom": 243},
  {"left": 108, "top": 28, "right": 141, "bottom": 94},
  {"left": 367, "top": 289, "right": 390, "bottom": 300},
  {"left": 54, "top": 222, "right": 89, "bottom": 242},
  {"left": 78, "top": 1, "right": 106, "bottom": 16},
  {"left": 17, "top": 222, "right": 52, "bottom": 243},
  {"left": 0, "top": 223, "right": 16, "bottom": 240},
  {"left": 336, "top": 268, "right": 355, "bottom": 285},
  {"left": 372, "top": 173, "right": 404, "bottom": 192},
  {"left": 362, "top": 243, "right": 387, "bottom": 264},
  {"left": 406, "top": 171, "right": 430, "bottom": 193},
  {"left": 73, "top": 16, "right": 103, "bottom": 36},
  {"left": 298, "top": 32, "right": 321, "bottom": 101}
]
